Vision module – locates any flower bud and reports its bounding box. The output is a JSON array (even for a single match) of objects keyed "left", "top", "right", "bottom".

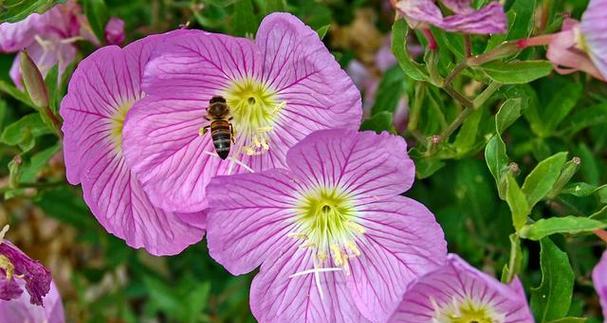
[{"left": 19, "top": 51, "right": 49, "bottom": 109}]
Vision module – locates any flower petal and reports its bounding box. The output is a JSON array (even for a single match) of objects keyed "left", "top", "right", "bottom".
[
  {"left": 348, "top": 196, "right": 446, "bottom": 322},
  {"left": 441, "top": 0, "right": 473, "bottom": 14},
  {"left": 0, "top": 241, "right": 51, "bottom": 306},
  {"left": 395, "top": 0, "right": 444, "bottom": 28},
  {"left": 547, "top": 25, "right": 605, "bottom": 81},
  {"left": 122, "top": 96, "right": 234, "bottom": 212},
  {"left": 440, "top": 2, "right": 507, "bottom": 34},
  {"left": 0, "top": 14, "right": 41, "bottom": 52},
  {"left": 206, "top": 169, "right": 301, "bottom": 275},
  {"left": 0, "top": 280, "right": 65, "bottom": 323},
  {"left": 580, "top": 0, "right": 607, "bottom": 80},
  {"left": 592, "top": 250, "right": 607, "bottom": 319},
  {"left": 60, "top": 33, "right": 205, "bottom": 255},
  {"left": 250, "top": 243, "right": 370, "bottom": 323},
  {"left": 142, "top": 30, "right": 256, "bottom": 101},
  {"left": 254, "top": 13, "right": 361, "bottom": 138},
  {"left": 390, "top": 254, "right": 534, "bottom": 323},
  {"left": 286, "top": 129, "right": 414, "bottom": 202}
]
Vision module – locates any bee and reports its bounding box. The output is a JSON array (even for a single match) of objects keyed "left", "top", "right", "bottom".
[{"left": 202, "top": 96, "right": 234, "bottom": 160}]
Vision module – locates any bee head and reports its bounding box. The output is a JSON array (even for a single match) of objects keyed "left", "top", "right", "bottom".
[{"left": 209, "top": 96, "right": 226, "bottom": 104}]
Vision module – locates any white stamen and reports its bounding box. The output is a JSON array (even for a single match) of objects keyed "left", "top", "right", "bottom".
[
  {"left": 202, "top": 151, "right": 254, "bottom": 174},
  {"left": 0, "top": 225, "right": 8, "bottom": 243},
  {"left": 288, "top": 267, "right": 342, "bottom": 278}
]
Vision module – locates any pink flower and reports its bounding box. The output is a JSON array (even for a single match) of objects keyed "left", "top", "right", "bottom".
[
  {"left": 105, "top": 17, "right": 125, "bottom": 45},
  {"left": 0, "top": 1, "right": 96, "bottom": 88},
  {"left": 592, "top": 250, "right": 607, "bottom": 320},
  {"left": 59, "top": 32, "right": 206, "bottom": 256},
  {"left": 206, "top": 129, "right": 447, "bottom": 322},
  {"left": 122, "top": 13, "right": 362, "bottom": 213},
  {"left": 0, "top": 226, "right": 52, "bottom": 307},
  {"left": 0, "top": 281, "right": 65, "bottom": 323},
  {"left": 545, "top": 0, "right": 607, "bottom": 80},
  {"left": 390, "top": 254, "right": 534, "bottom": 323},
  {"left": 394, "top": 0, "right": 507, "bottom": 34}
]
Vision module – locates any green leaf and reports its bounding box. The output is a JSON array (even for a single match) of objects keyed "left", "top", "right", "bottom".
[
  {"left": 262, "top": 0, "right": 286, "bottom": 13},
  {"left": 0, "top": 80, "right": 35, "bottom": 108},
  {"left": 521, "top": 152, "right": 568, "bottom": 208},
  {"left": 561, "top": 182, "right": 607, "bottom": 197},
  {"left": 479, "top": 61, "right": 552, "bottom": 84},
  {"left": 0, "top": 0, "right": 65, "bottom": 23},
  {"left": 560, "top": 103, "right": 607, "bottom": 136},
  {"left": 531, "top": 238, "right": 574, "bottom": 322},
  {"left": 233, "top": 0, "right": 258, "bottom": 36},
  {"left": 83, "top": 0, "right": 109, "bottom": 42},
  {"left": 453, "top": 107, "right": 483, "bottom": 154},
  {"left": 542, "top": 79, "right": 582, "bottom": 134},
  {"left": 20, "top": 144, "right": 60, "bottom": 183},
  {"left": 360, "top": 111, "right": 393, "bottom": 133},
  {"left": 485, "top": 135, "right": 508, "bottom": 197},
  {"left": 0, "top": 114, "right": 51, "bottom": 151},
  {"left": 316, "top": 25, "right": 330, "bottom": 39},
  {"left": 547, "top": 318, "right": 587, "bottom": 323},
  {"left": 520, "top": 216, "right": 606, "bottom": 240},
  {"left": 505, "top": 174, "right": 529, "bottom": 232},
  {"left": 502, "top": 233, "right": 523, "bottom": 283},
  {"left": 486, "top": 0, "right": 537, "bottom": 50},
  {"left": 371, "top": 66, "right": 408, "bottom": 115},
  {"left": 495, "top": 98, "right": 522, "bottom": 134},
  {"left": 391, "top": 20, "right": 428, "bottom": 82}
]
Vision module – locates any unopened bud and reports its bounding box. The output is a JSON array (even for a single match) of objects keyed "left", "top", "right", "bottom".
[
  {"left": 508, "top": 162, "right": 520, "bottom": 176},
  {"left": 19, "top": 51, "right": 49, "bottom": 109},
  {"left": 547, "top": 156, "right": 581, "bottom": 199}
]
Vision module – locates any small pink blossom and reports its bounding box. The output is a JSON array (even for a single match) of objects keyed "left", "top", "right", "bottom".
[
  {"left": 105, "top": 17, "right": 125, "bottom": 45},
  {"left": 206, "top": 129, "right": 446, "bottom": 322}
]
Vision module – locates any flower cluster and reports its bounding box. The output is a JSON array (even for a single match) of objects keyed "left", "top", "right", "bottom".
[{"left": 53, "top": 6, "right": 546, "bottom": 321}]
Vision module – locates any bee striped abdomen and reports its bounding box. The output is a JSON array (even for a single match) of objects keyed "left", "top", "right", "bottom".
[{"left": 210, "top": 119, "right": 232, "bottom": 159}]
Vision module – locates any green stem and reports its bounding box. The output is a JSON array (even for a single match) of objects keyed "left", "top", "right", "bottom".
[{"left": 0, "top": 181, "right": 64, "bottom": 194}]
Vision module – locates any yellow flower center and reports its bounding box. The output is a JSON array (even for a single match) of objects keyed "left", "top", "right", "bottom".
[
  {"left": 432, "top": 297, "right": 505, "bottom": 323},
  {"left": 109, "top": 101, "right": 134, "bottom": 152},
  {"left": 291, "top": 187, "right": 365, "bottom": 273},
  {"left": 222, "top": 77, "right": 285, "bottom": 156}
]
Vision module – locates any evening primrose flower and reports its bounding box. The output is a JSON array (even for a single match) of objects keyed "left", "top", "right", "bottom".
[
  {"left": 393, "top": 0, "right": 507, "bottom": 34},
  {"left": 0, "top": 281, "right": 65, "bottom": 323},
  {"left": 592, "top": 250, "right": 607, "bottom": 320},
  {"left": 122, "top": 13, "right": 361, "bottom": 213},
  {"left": 0, "top": 1, "right": 98, "bottom": 88},
  {"left": 390, "top": 254, "right": 534, "bottom": 323},
  {"left": 0, "top": 226, "right": 52, "bottom": 306},
  {"left": 60, "top": 32, "right": 206, "bottom": 256},
  {"left": 543, "top": 0, "right": 607, "bottom": 81},
  {"left": 206, "top": 129, "right": 446, "bottom": 322}
]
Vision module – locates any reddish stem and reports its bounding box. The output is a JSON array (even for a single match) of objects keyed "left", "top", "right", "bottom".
[
  {"left": 516, "top": 34, "right": 555, "bottom": 49},
  {"left": 595, "top": 229, "right": 607, "bottom": 244},
  {"left": 422, "top": 28, "right": 437, "bottom": 51}
]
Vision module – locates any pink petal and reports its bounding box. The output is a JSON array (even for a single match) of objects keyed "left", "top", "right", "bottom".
[
  {"left": 581, "top": 0, "right": 607, "bottom": 80},
  {"left": 122, "top": 96, "right": 232, "bottom": 212},
  {"left": 60, "top": 34, "right": 205, "bottom": 255},
  {"left": 0, "top": 280, "right": 64, "bottom": 323},
  {"left": 348, "top": 196, "right": 446, "bottom": 322},
  {"left": 395, "top": 0, "right": 444, "bottom": 29},
  {"left": 440, "top": 2, "right": 507, "bottom": 34},
  {"left": 441, "top": 0, "right": 473, "bottom": 14},
  {"left": 286, "top": 129, "right": 415, "bottom": 204},
  {"left": 104, "top": 17, "right": 125, "bottom": 45},
  {"left": 547, "top": 26, "right": 605, "bottom": 81},
  {"left": 390, "top": 254, "right": 534, "bottom": 322},
  {"left": 250, "top": 244, "right": 370, "bottom": 323},
  {"left": 592, "top": 250, "right": 607, "bottom": 319},
  {"left": 206, "top": 170, "right": 301, "bottom": 275},
  {"left": 0, "top": 14, "right": 42, "bottom": 52}
]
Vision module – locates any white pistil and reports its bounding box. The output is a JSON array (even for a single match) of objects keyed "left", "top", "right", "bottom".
[
  {"left": 289, "top": 265, "right": 343, "bottom": 300},
  {"left": 202, "top": 151, "right": 254, "bottom": 174},
  {"left": 0, "top": 225, "right": 8, "bottom": 243}
]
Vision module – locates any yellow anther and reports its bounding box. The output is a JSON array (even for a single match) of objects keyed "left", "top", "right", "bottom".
[
  {"left": 0, "top": 255, "right": 15, "bottom": 280},
  {"left": 349, "top": 222, "right": 366, "bottom": 235},
  {"left": 331, "top": 244, "right": 344, "bottom": 267}
]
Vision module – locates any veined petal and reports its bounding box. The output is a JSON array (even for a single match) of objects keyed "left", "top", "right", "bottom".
[
  {"left": 122, "top": 96, "right": 232, "bottom": 212},
  {"left": 0, "top": 241, "right": 51, "bottom": 306},
  {"left": 0, "top": 13, "right": 42, "bottom": 52},
  {"left": 0, "top": 280, "right": 64, "bottom": 323},
  {"left": 580, "top": 0, "right": 607, "bottom": 79},
  {"left": 286, "top": 129, "right": 414, "bottom": 202},
  {"left": 390, "top": 254, "right": 534, "bottom": 323},
  {"left": 395, "top": 0, "right": 444, "bottom": 28},
  {"left": 250, "top": 243, "right": 370, "bottom": 323},
  {"left": 206, "top": 170, "right": 301, "bottom": 275},
  {"left": 441, "top": 0, "right": 473, "bottom": 14},
  {"left": 348, "top": 196, "right": 446, "bottom": 322},
  {"left": 440, "top": 2, "right": 507, "bottom": 34},
  {"left": 592, "top": 250, "right": 607, "bottom": 320},
  {"left": 60, "top": 32, "right": 205, "bottom": 255},
  {"left": 547, "top": 24, "right": 605, "bottom": 81}
]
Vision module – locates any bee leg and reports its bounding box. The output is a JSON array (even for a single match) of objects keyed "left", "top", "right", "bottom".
[
  {"left": 199, "top": 125, "right": 210, "bottom": 136},
  {"left": 230, "top": 124, "right": 235, "bottom": 143}
]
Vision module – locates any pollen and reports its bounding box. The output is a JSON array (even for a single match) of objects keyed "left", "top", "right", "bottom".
[
  {"left": 290, "top": 186, "right": 364, "bottom": 273},
  {"left": 223, "top": 77, "right": 285, "bottom": 156},
  {"left": 109, "top": 101, "right": 134, "bottom": 152},
  {"left": 431, "top": 296, "right": 506, "bottom": 323}
]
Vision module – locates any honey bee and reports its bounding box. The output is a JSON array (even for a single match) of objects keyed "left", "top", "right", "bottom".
[{"left": 202, "top": 96, "right": 234, "bottom": 160}]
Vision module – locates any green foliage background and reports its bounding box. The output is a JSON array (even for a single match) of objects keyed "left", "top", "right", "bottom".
[{"left": 1, "top": 0, "right": 607, "bottom": 322}]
